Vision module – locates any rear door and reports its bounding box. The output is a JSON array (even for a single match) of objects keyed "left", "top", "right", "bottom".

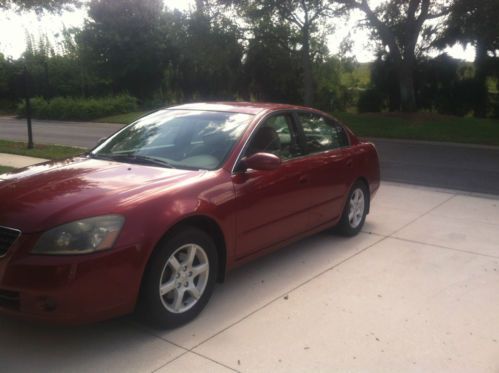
[{"left": 294, "top": 111, "right": 352, "bottom": 227}]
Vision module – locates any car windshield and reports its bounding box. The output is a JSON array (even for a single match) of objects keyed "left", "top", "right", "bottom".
[{"left": 91, "top": 109, "right": 253, "bottom": 170}]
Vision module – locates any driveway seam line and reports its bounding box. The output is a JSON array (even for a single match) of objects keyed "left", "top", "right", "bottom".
[
  {"left": 365, "top": 230, "right": 499, "bottom": 259},
  {"left": 118, "top": 320, "right": 193, "bottom": 373},
  {"left": 150, "top": 350, "right": 190, "bottom": 373},
  {"left": 388, "top": 194, "right": 457, "bottom": 237},
  {"left": 128, "top": 321, "right": 190, "bottom": 351},
  {"left": 127, "top": 321, "right": 241, "bottom": 372},
  {"left": 149, "top": 349, "right": 241, "bottom": 373},
  {"left": 381, "top": 193, "right": 499, "bottom": 259},
  {"left": 391, "top": 236, "right": 499, "bottom": 259},
  {"left": 189, "top": 350, "right": 241, "bottom": 372}
]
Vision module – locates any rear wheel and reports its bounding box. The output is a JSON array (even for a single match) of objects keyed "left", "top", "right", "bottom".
[
  {"left": 336, "top": 181, "right": 369, "bottom": 236},
  {"left": 139, "top": 227, "right": 218, "bottom": 329}
]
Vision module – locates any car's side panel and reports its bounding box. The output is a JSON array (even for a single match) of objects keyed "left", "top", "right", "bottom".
[
  {"left": 231, "top": 156, "right": 313, "bottom": 259},
  {"left": 304, "top": 148, "right": 353, "bottom": 227},
  {"left": 129, "top": 170, "right": 238, "bottom": 272},
  {"left": 291, "top": 110, "right": 357, "bottom": 227},
  {"left": 348, "top": 142, "right": 380, "bottom": 196}
]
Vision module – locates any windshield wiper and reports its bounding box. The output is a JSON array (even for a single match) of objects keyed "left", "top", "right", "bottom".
[
  {"left": 93, "top": 153, "right": 177, "bottom": 169},
  {"left": 130, "top": 155, "right": 177, "bottom": 169}
]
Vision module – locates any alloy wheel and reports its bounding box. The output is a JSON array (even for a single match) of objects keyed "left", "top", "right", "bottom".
[
  {"left": 159, "top": 243, "right": 209, "bottom": 314},
  {"left": 348, "top": 188, "right": 365, "bottom": 229}
]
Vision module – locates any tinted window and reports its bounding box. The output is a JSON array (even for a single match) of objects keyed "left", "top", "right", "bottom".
[
  {"left": 92, "top": 109, "right": 252, "bottom": 170},
  {"left": 298, "top": 112, "right": 349, "bottom": 154},
  {"left": 245, "top": 114, "right": 303, "bottom": 160}
]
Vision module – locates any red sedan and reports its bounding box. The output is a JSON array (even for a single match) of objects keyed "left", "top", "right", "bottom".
[{"left": 0, "top": 102, "right": 379, "bottom": 328}]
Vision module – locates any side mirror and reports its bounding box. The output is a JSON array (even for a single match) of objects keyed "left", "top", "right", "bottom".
[{"left": 241, "top": 152, "right": 281, "bottom": 171}]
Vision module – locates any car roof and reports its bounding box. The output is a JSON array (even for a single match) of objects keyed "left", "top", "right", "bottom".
[{"left": 167, "top": 102, "right": 314, "bottom": 115}]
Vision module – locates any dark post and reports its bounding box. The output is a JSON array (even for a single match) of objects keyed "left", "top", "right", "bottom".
[{"left": 23, "top": 66, "right": 34, "bottom": 149}]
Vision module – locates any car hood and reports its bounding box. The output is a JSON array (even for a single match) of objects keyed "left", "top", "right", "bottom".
[{"left": 0, "top": 157, "right": 202, "bottom": 233}]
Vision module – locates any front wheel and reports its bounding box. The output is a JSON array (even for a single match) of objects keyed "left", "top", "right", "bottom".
[
  {"left": 336, "top": 181, "right": 369, "bottom": 236},
  {"left": 138, "top": 227, "right": 218, "bottom": 329}
]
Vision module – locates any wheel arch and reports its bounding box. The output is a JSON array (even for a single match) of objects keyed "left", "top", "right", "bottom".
[{"left": 147, "top": 215, "right": 228, "bottom": 284}]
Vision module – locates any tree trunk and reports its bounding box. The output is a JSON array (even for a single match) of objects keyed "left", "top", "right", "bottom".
[
  {"left": 396, "top": 62, "right": 417, "bottom": 112},
  {"left": 195, "top": 0, "right": 205, "bottom": 13},
  {"left": 302, "top": 25, "right": 314, "bottom": 106},
  {"left": 473, "top": 41, "right": 488, "bottom": 118}
]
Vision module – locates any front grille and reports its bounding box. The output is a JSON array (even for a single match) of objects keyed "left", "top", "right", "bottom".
[{"left": 0, "top": 226, "right": 21, "bottom": 257}]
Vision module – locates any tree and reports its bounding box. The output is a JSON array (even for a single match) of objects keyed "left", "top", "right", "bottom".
[
  {"left": 172, "top": 4, "right": 244, "bottom": 101},
  {"left": 415, "top": 54, "right": 475, "bottom": 116},
  {"left": 314, "top": 56, "right": 353, "bottom": 112},
  {"left": 0, "top": 53, "right": 17, "bottom": 107},
  {"left": 243, "top": 15, "right": 303, "bottom": 103},
  {"left": 0, "top": 0, "right": 79, "bottom": 12},
  {"left": 217, "top": 0, "right": 335, "bottom": 106},
  {"left": 269, "top": 0, "right": 335, "bottom": 106},
  {"left": 339, "top": 0, "right": 451, "bottom": 112},
  {"left": 78, "top": 0, "right": 172, "bottom": 99},
  {"left": 437, "top": 0, "right": 499, "bottom": 117}
]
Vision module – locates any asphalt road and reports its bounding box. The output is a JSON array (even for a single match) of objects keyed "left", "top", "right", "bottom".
[
  {"left": 372, "top": 138, "right": 499, "bottom": 195},
  {"left": 1, "top": 116, "right": 498, "bottom": 195},
  {"left": 0, "top": 116, "right": 124, "bottom": 148}
]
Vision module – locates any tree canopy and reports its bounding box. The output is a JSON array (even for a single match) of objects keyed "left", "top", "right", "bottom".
[
  {"left": 436, "top": 0, "right": 499, "bottom": 116},
  {"left": 0, "top": 0, "right": 497, "bottom": 118},
  {"left": 337, "top": 0, "right": 452, "bottom": 111},
  {"left": 0, "top": 0, "right": 79, "bottom": 12},
  {"left": 218, "top": 0, "right": 336, "bottom": 105}
]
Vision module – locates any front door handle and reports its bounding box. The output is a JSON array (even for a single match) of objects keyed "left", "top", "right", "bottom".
[{"left": 299, "top": 175, "right": 309, "bottom": 184}]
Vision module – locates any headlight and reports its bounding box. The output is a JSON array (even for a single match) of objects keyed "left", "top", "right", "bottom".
[{"left": 32, "top": 215, "right": 125, "bottom": 255}]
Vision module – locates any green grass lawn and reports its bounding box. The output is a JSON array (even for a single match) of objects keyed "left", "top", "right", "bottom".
[
  {"left": 95, "top": 111, "right": 150, "bottom": 124},
  {"left": 0, "top": 140, "right": 84, "bottom": 160},
  {"left": 0, "top": 165, "right": 14, "bottom": 174},
  {"left": 335, "top": 112, "right": 499, "bottom": 146}
]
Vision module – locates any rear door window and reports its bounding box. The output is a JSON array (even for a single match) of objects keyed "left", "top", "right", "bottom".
[{"left": 297, "top": 112, "right": 349, "bottom": 154}]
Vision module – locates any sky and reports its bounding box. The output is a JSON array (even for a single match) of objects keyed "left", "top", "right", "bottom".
[{"left": 0, "top": 0, "right": 475, "bottom": 63}]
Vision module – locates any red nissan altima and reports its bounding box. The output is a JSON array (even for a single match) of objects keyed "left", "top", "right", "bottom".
[{"left": 0, "top": 102, "right": 379, "bottom": 328}]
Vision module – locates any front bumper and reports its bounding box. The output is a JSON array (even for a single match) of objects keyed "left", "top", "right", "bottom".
[{"left": 0, "top": 233, "right": 144, "bottom": 325}]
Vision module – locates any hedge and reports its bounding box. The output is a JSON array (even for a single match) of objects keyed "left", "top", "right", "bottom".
[{"left": 17, "top": 95, "right": 138, "bottom": 121}]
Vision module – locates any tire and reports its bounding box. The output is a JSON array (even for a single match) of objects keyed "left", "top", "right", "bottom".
[
  {"left": 138, "top": 227, "right": 218, "bottom": 329},
  {"left": 336, "top": 180, "right": 369, "bottom": 236}
]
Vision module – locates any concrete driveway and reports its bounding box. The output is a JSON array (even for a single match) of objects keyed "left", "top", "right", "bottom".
[{"left": 1, "top": 182, "right": 498, "bottom": 372}]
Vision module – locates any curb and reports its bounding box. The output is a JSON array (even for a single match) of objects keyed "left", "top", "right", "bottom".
[{"left": 366, "top": 137, "right": 499, "bottom": 151}]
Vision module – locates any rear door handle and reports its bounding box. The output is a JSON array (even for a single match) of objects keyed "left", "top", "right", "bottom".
[{"left": 346, "top": 159, "right": 353, "bottom": 167}]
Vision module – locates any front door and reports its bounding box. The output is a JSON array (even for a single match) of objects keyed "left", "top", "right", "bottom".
[{"left": 232, "top": 113, "right": 310, "bottom": 259}]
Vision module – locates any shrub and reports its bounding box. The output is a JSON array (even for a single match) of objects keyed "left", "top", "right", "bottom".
[
  {"left": 17, "top": 94, "right": 138, "bottom": 121},
  {"left": 357, "top": 88, "right": 385, "bottom": 113}
]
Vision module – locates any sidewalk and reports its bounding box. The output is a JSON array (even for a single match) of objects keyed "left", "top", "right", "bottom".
[{"left": 0, "top": 153, "right": 47, "bottom": 169}]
